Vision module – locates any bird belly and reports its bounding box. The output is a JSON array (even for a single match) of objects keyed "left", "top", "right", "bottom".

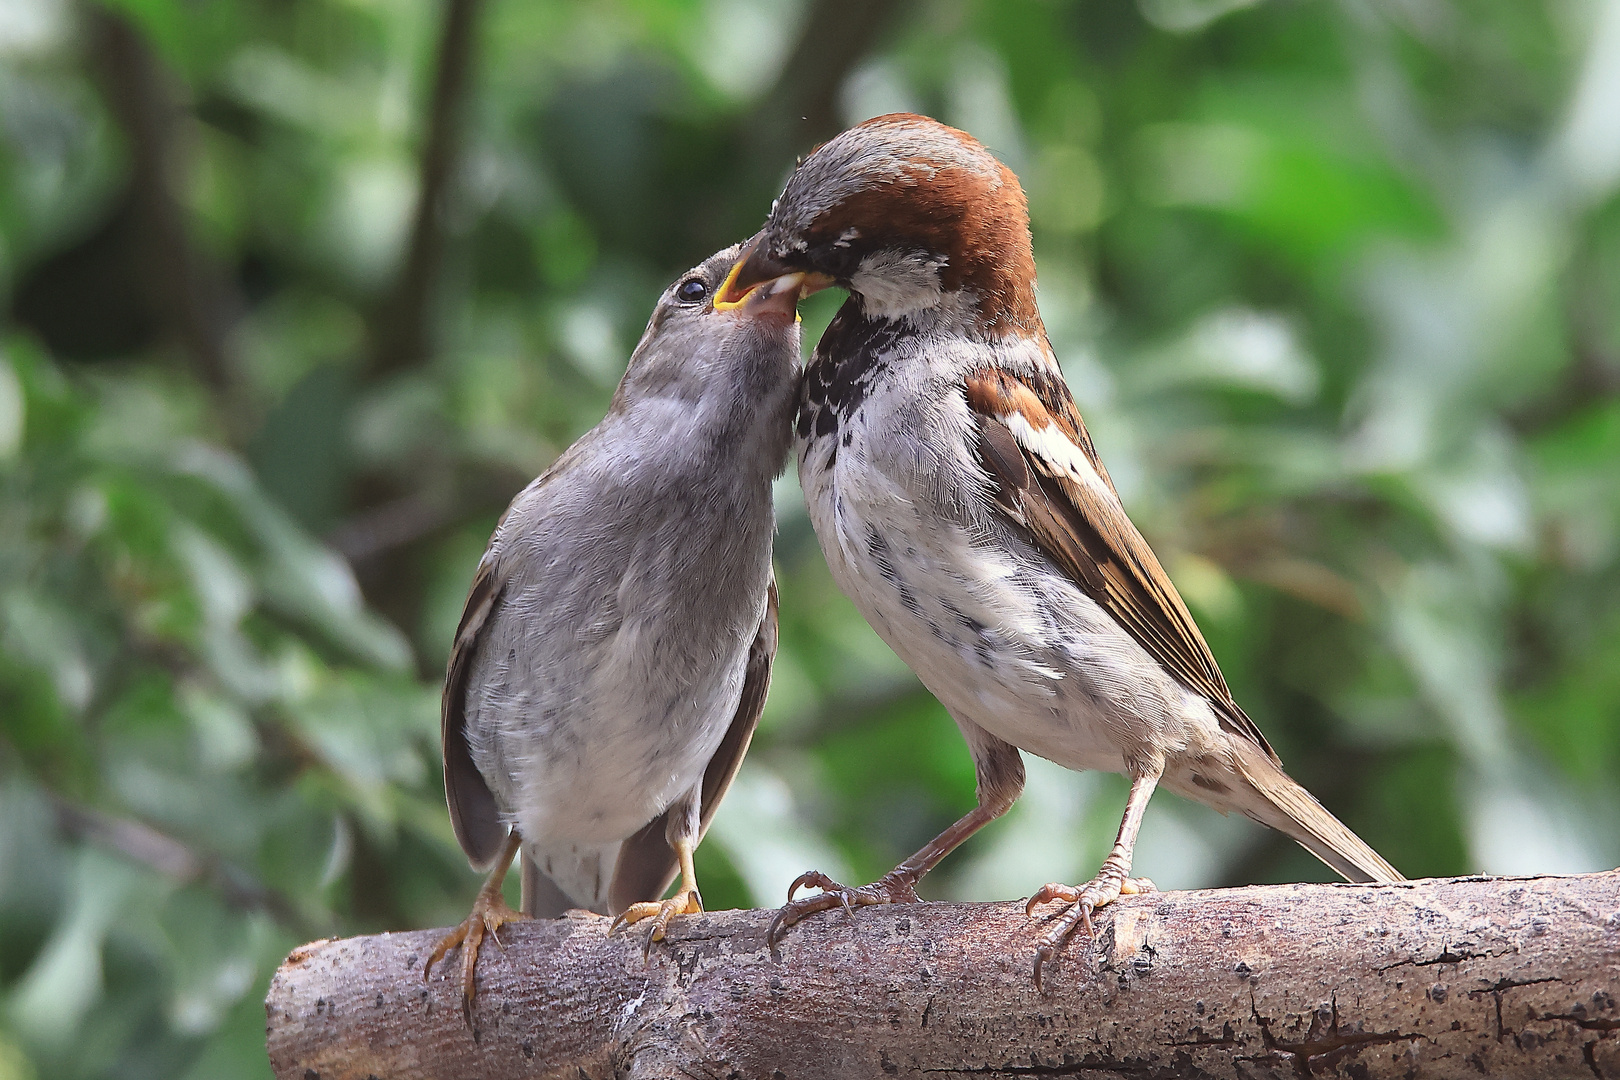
[
  {"left": 466, "top": 617, "right": 751, "bottom": 847},
  {"left": 800, "top": 416, "right": 1203, "bottom": 778}
]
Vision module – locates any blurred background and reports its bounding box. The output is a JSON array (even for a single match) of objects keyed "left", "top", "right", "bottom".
[{"left": 2, "top": 0, "right": 1619, "bottom": 1075}]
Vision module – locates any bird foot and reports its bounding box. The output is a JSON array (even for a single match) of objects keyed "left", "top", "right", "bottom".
[
  {"left": 1025, "top": 874, "right": 1156, "bottom": 992},
  {"left": 611, "top": 888, "right": 703, "bottom": 960},
  {"left": 424, "top": 888, "right": 526, "bottom": 1024},
  {"left": 767, "top": 869, "right": 923, "bottom": 946}
]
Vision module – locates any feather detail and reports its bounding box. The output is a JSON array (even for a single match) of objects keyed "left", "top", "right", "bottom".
[
  {"left": 1227, "top": 737, "right": 1404, "bottom": 883},
  {"left": 441, "top": 534, "right": 511, "bottom": 870},
  {"left": 607, "top": 581, "right": 777, "bottom": 913},
  {"left": 963, "top": 366, "right": 1279, "bottom": 763}
]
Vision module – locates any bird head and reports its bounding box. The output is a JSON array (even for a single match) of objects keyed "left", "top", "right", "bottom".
[
  {"left": 716, "top": 113, "right": 1041, "bottom": 337},
  {"left": 613, "top": 243, "right": 806, "bottom": 458}
]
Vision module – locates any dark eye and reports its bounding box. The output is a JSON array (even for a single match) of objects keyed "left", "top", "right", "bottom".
[{"left": 676, "top": 278, "right": 709, "bottom": 304}]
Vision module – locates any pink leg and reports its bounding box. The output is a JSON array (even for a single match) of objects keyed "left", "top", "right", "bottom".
[
  {"left": 1026, "top": 771, "right": 1160, "bottom": 991},
  {"left": 769, "top": 734, "right": 1023, "bottom": 945}
]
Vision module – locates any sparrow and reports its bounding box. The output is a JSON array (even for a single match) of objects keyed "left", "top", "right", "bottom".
[
  {"left": 425, "top": 243, "right": 807, "bottom": 1017},
  {"left": 715, "top": 113, "right": 1403, "bottom": 986}
]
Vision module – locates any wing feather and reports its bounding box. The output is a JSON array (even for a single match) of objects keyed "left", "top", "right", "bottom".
[
  {"left": 964, "top": 368, "right": 1277, "bottom": 762},
  {"left": 441, "top": 544, "right": 510, "bottom": 869}
]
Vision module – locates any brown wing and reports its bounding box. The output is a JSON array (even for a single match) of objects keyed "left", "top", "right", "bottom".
[
  {"left": 607, "top": 580, "right": 778, "bottom": 913},
  {"left": 441, "top": 546, "right": 511, "bottom": 869},
  {"left": 965, "top": 367, "right": 1277, "bottom": 762}
]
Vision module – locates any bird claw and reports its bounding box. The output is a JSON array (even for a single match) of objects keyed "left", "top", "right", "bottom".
[
  {"left": 1026, "top": 875, "right": 1156, "bottom": 992},
  {"left": 1119, "top": 876, "right": 1156, "bottom": 897},
  {"left": 423, "top": 891, "right": 526, "bottom": 1024},
  {"left": 611, "top": 888, "right": 703, "bottom": 961},
  {"left": 768, "top": 869, "right": 922, "bottom": 946}
]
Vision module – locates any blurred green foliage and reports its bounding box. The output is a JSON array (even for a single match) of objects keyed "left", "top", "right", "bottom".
[{"left": 2, "top": 0, "right": 1619, "bottom": 1075}]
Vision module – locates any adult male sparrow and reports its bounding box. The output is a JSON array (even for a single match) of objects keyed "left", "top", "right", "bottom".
[
  {"left": 426, "top": 244, "right": 806, "bottom": 1016},
  {"left": 717, "top": 113, "right": 1402, "bottom": 984}
]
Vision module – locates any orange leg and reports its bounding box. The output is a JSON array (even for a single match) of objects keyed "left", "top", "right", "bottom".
[
  {"left": 424, "top": 831, "right": 524, "bottom": 1024},
  {"left": 611, "top": 835, "right": 704, "bottom": 960}
]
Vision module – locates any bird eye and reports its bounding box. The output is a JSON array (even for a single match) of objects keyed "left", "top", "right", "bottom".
[{"left": 676, "top": 278, "right": 709, "bottom": 304}]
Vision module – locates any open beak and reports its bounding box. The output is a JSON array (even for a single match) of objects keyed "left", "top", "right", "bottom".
[
  {"left": 733, "top": 270, "right": 808, "bottom": 319},
  {"left": 713, "top": 235, "right": 834, "bottom": 314}
]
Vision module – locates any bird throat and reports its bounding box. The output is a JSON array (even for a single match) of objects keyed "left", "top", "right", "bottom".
[{"left": 795, "top": 301, "right": 904, "bottom": 452}]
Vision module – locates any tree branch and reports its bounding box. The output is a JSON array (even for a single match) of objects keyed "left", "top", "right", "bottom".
[
  {"left": 368, "top": 0, "right": 484, "bottom": 379},
  {"left": 266, "top": 870, "right": 1620, "bottom": 1079},
  {"left": 88, "top": 8, "right": 240, "bottom": 398},
  {"left": 48, "top": 794, "right": 324, "bottom": 939}
]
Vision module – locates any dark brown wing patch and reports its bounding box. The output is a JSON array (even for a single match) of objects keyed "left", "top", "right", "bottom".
[
  {"left": 976, "top": 414, "right": 1031, "bottom": 519},
  {"left": 607, "top": 581, "right": 778, "bottom": 913},
  {"left": 965, "top": 369, "right": 1277, "bottom": 763},
  {"left": 441, "top": 550, "right": 510, "bottom": 869}
]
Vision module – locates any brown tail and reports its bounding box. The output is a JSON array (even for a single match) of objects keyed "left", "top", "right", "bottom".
[{"left": 1231, "top": 741, "right": 1404, "bottom": 883}]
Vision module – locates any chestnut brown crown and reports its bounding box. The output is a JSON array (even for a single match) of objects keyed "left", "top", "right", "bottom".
[{"left": 732, "top": 113, "right": 1041, "bottom": 336}]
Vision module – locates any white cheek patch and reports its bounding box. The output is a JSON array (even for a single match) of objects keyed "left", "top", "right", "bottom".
[
  {"left": 1005, "top": 411, "right": 1114, "bottom": 499},
  {"left": 850, "top": 249, "right": 947, "bottom": 318}
]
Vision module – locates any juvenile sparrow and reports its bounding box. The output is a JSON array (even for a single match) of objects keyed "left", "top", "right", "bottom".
[
  {"left": 426, "top": 244, "right": 806, "bottom": 1016},
  {"left": 717, "top": 114, "right": 1402, "bottom": 985}
]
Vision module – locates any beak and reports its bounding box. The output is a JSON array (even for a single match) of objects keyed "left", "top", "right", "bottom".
[
  {"left": 713, "top": 236, "right": 794, "bottom": 310},
  {"left": 713, "top": 235, "right": 835, "bottom": 311},
  {"left": 734, "top": 270, "right": 808, "bottom": 319}
]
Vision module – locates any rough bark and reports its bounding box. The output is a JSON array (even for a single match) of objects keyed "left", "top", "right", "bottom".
[{"left": 266, "top": 870, "right": 1620, "bottom": 1079}]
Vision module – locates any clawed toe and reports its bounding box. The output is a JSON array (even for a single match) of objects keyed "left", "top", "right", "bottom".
[
  {"left": 767, "top": 869, "right": 922, "bottom": 946},
  {"left": 1119, "top": 876, "right": 1156, "bottom": 897},
  {"left": 1029, "top": 898, "right": 1096, "bottom": 992},
  {"left": 424, "top": 895, "right": 525, "bottom": 1023},
  {"left": 1025, "top": 872, "right": 1151, "bottom": 992},
  {"left": 612, "top": 889, "right": 703, "bottom": 960},
  {"left": 1024, "top": 881, "right": 1083, "bottom": 916},
  {"left": 784, "top": 870, "right": 845, "bottom": 906},
  {"left": 768, "top": 879, "right": 856, "bottom": 945}
]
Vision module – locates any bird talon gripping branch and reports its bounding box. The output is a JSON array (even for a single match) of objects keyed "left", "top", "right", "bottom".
[
  {"left": 770, "top": 867, "right": 927, "bottom": 946},
  {"left": 612, "top": 841, "right": 706, "bottom": 962},
  {"left": 612, "top": 889, "right": 702, "bottom": 963}
]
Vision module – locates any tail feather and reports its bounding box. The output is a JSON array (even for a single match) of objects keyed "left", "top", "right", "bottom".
[
  {"left": 519, "top": 841, "right": 619, "bottom": 917},
  {"left": 519, "top": 854, "right": 576, "bottom": 918},
  {"left": 1231, "top": 743, "right": 1404, "bottom": 884}
]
